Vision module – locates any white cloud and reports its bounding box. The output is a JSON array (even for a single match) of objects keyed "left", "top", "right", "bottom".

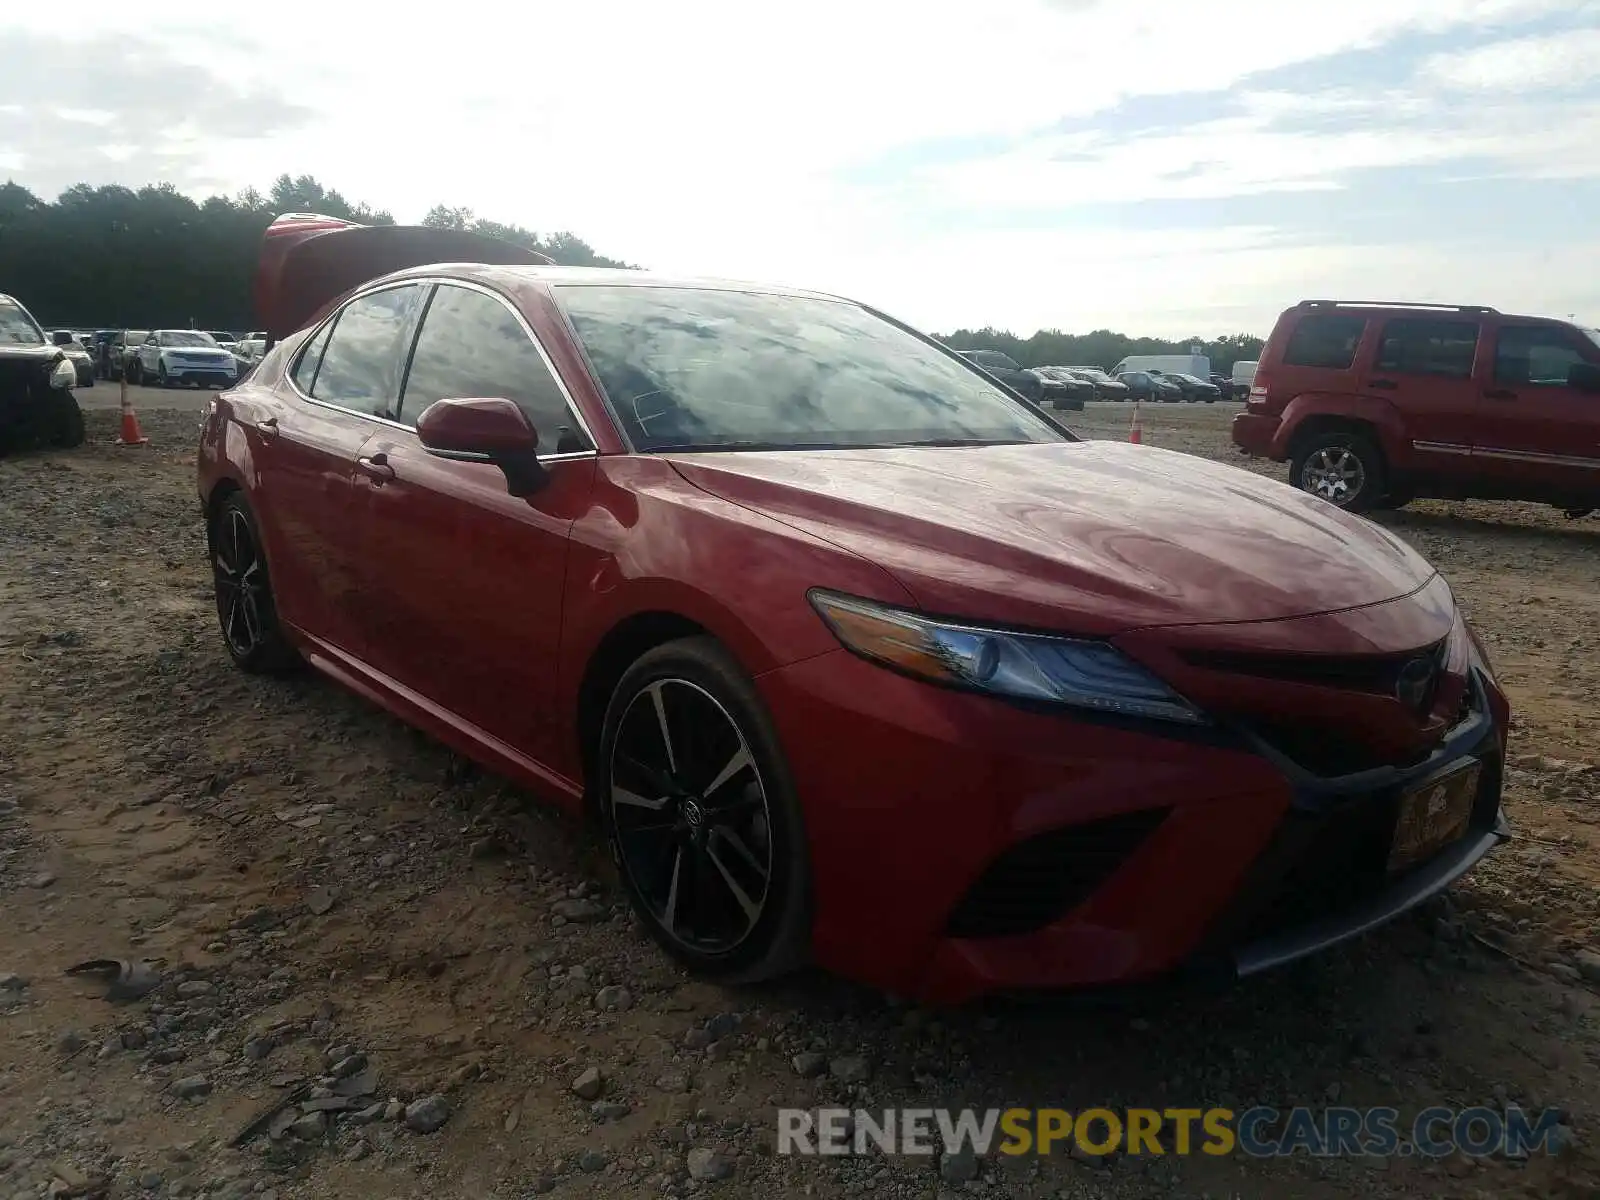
[{"left": 1421, "top": 27, "right": 1600, "bottom": 90}]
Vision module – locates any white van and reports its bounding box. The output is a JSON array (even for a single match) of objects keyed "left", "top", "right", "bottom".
[
  {"left": 1231, "top": 359, "right": 1259, "bottom": 389},
  {"left": 1110, "top": 353, "right": 1212, "bottom": 379}
]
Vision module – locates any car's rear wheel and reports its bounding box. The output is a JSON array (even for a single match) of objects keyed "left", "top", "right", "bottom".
[
  {"left": 210, "top": 493, "right": 300, "bottom": 674},
  {"left": 597, "top": 637, "right": 809, "bottom": 982},
  {"left": 1290, "top": 429, "right": 1385, "bottom": 513},
  {"left": 127, "top": 359, "right": 142, "bottom": 385}
]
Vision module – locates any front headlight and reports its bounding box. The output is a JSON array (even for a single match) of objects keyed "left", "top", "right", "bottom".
[
  {"left": 808, "top": 590, "right": 1205, "bottom": 725},
  {"left": 49, "top": 358, "right": 76, "bottom": 389}
]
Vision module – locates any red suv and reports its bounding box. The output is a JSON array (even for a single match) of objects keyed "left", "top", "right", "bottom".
[{"left": 1233, "top": 300, "right": 1600, "bottom": 514}]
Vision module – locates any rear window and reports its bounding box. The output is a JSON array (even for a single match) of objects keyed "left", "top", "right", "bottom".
[
  {"left": 1282, "top": 313, "right": 1366, "bottom": 369},
  {"left": 1375, "top": 319, "right": 1479, "bottom": 378}
]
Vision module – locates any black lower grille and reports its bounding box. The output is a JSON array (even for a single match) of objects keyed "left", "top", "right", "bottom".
[
  {"left": 1215, "top": 751, "right": 1503, "bottom": 949},
  {"left": 946, "top": 808, "right": 1170, "bottom": 939}
]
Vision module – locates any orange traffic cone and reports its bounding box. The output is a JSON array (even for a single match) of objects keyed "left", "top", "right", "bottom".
[
  {"left": 1128, "top": 399, "right": 1143, "bottom": 445},
  {"left": 115, "top": 375, "right": 148, "bottom": 446}
]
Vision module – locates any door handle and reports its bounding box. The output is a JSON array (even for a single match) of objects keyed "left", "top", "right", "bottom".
[
  {"left": 1367, "top": 379, "right": 1399, "bottom": 391},
  {"left": 254, "top": 417, "right": 279, "bottom": 438},
  {"left": 1483, "top": 388, "right": 1517, "bottom": 401},
  {"left": 356, "top": 453, "right": 396, "bottom": 483}
]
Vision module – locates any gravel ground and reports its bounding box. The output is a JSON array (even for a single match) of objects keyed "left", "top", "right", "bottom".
[{"left": 0, "top": 403, "right": 1597, "bottom": 1200}]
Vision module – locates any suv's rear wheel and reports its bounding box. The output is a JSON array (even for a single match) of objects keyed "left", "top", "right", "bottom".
[
  {"left": 1290, "top": 429, "right": 1385, "bottom": 513},
  {"left": 597, "top": 637, "right": 810, "bottom": 983}
]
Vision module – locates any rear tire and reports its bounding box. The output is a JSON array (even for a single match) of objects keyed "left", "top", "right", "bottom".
[
  {"left": 1290, "top": 429, "right": 1386, "bottom": 513},
  {"left": 127, "top": 359, "right": 142, "bottom": 386},
  {"left": 597, "top": 636, "right": 810, "bottom": 984},
  {"left": 209, "top": 492, "right": 302, "bottom": 674}
]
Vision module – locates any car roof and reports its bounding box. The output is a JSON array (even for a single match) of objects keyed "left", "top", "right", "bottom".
[{"left": 372, "top": 262, "right": 851, "bottom": 305}]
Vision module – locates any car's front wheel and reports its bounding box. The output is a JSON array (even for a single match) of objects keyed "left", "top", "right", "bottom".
[
  {"left": 597, "top": 637, "right": 810, "bottom": 983},
  {"left": 1290, "top": 429, "right": 1386, "bottom": 513},
  {"left": 209, "top": 492, "right": 301, "bottom": 673},
  {"left": 44, "top": 388, "right": 84, "bottom": 448}
]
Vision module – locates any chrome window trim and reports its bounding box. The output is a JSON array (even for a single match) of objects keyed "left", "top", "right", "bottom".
[{"left": 283, "top": 275, "right": 602, "bottom": 462}]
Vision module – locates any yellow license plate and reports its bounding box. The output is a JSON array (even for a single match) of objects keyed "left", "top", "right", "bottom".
[{"left": 1388, "top": 761, "right": 1480, "bottom": 872}]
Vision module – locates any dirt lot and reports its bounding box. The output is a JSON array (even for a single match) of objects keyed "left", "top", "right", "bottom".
[{"left": 1, "top": 402, "right": 1597, "bottom": 1200}]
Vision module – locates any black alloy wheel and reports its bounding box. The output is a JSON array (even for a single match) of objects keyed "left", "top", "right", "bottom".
[
  {"left": 210, "top": 494, "right": 299, "bottom": 673},
  {"left": 598, "top": 638, "right": 809, "bottom": 981}
]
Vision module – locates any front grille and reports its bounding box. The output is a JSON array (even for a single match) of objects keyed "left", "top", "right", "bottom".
[
  {"left": 1243, "top": 720, "right": 1431, "bottom": 777},
  {"left": 946, "top": 808, "right": 1170, "bottom": 939},
  {"left": 1181, "top": 641, "right": 1445, "bottom": 695}
]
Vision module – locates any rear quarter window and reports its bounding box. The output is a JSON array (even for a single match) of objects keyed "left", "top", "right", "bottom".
[{"left": 1282, "top": 314, "right": 1366, "bottom": 369}]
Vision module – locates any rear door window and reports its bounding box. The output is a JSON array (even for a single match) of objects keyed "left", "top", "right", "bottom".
[
  {"left": 399, "top": 283, "right": 591, "bottom": 451},
  {"left": 1374, "top": 319, "right": 1480, "bottom": 378},
  {"left": 309, "top": 284, "right": 426, "bottom": 420},
  {"left": 1494, "top": 325, "right": 1588, "bottom": 387},
  {"left": 291, "top": 322, "right": 334, "bottom": 394},
  {"left": 1283, "top": 314, "right": 1366, "bottom": 369}
]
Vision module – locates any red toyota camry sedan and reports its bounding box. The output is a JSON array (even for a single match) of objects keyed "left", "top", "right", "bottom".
[{"left": 197, "top": 215, "right": 1510, "bottom": 1003}]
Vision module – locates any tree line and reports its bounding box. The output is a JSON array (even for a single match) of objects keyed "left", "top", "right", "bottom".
[
  {"left": 0, "top": 174, "right": 1265, "bottom": 367},
  {"left": 0, "top": 174, "right": 631, "bottom": 332}
]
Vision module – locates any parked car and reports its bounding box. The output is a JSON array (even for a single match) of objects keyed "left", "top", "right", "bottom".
[
  {"left": 1115, "top": 370, "right": 1183, "bottom": 402},
  {"left": 198, "top": 213, "right": 1510, "bottom": 1002},
  {"left": 1157, "top": 371, "right": 1222, "bottom": 403},
  {"left": 130, "top": 330, "right": 240, "bottom": 388},
  {"left": 0, "top": 294, "right": 84, "bottom": 453},
  {"left": 1063, "top": 366, "right": 1130, "bottom": 401},
  {"left": 1233, "top": 299, "right": 1600, "bottom": 514},
  {"left": 207, "top": 330, "right": 242, "bottom": 354},
  {"left": 1210, "top": 372, "right": 1244, "bottom": 399},
  {"left": 955, "top": 349, "right": 1044, "bottom": 403},
  {"left": 1029, "top": 367, "right": 1092, "bottom": 410},
  {"left": 101, "top": 330, "right": 150, "bottom": 381},
  {"left": 49, "top": 330, "right": 97, "bottom": 387}
]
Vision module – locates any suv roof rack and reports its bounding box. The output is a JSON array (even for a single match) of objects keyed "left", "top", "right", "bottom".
[{"left": 1297, "top": 300, "right": 1499, "bottom": 315}]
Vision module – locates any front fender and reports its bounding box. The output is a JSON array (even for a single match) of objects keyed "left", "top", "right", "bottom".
[{"left": 1273, "top": 392, "right": 1412, "bottom": 467}]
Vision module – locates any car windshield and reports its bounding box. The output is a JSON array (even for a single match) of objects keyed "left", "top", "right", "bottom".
[
  {"left": 1071, "top": 367, "right": 1110, "bottom": 381},
  {"left": 555, "top": 285, "right": 1067, "bottom": 453},
  {"left": 0, "top": 300, "right": 45, "bottom": 346},
  {"left": 160, "top": 331, "right": 217, "bottom": 347}
]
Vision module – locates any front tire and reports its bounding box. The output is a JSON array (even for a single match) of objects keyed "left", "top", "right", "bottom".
[
  {"left": 127, "top": 358, "right": 142, "bottom": 386},
  {"left": 597, "top": 637, "right": 810, "bottom": 983},
  {"left": 44, "top": 389, "right": 84, "bottom": 448},
  {"left": 209, "top": 493, "right": 301, "bottom": 674},
  {"left": 1290, "top": 429, "right": 1386, "bottom": 513}
]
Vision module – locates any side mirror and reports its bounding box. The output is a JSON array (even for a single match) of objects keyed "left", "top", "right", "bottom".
[
  {"left": 1568, "top": 362, "right": 1600, "bottom": 393},
  {"left": 51, "top": 330, "right": 72, "bottom": 346},
  {"left": 416, "top": 397, "right": 547, "bottom": 497}
]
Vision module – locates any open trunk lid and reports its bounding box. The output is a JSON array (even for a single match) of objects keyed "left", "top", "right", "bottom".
[{"left": 253, "top": 213, "right": 554, "bottom": 346}]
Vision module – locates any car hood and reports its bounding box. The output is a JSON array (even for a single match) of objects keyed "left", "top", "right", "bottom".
[{"left": 668, "top": 440, "right": 1437, "bottom": 635}]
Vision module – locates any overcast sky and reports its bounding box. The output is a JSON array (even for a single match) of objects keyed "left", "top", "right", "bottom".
[{"left": 2, "top": 1, "right": 1597, "bottom": 337}]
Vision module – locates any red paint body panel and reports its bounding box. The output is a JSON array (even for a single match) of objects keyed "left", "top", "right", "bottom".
[
  {"left": 197, "top": 238, "right": 1512, "bottom": 1002},
  {"left": 669, "top": 441, "right": 1435, "bottom": 633}
]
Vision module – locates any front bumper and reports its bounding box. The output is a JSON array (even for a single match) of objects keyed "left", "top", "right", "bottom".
[
  {"left": 759, "top": 648, "right": 1506, "bottom": 1004},
  {"left": 165, "top": 365, "right": 237, "bottom": 386}
]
